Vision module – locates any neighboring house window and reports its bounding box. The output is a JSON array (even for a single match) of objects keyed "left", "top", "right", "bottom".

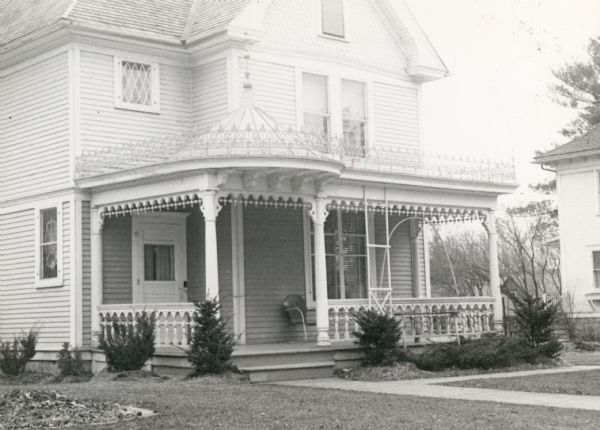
[
  {"left": 594, "top": 251, "right": 600, "bottom": 288},
  {"left": 303, "top": 73, "right": 330, "bottom": 136},
  {"left": 342, "top": 79, "right": 367, "bottom": 151},
  {"left": 114, "top": 57, "right": 160, "bottom": 113},
  {"left": 310, "top": 210, "right": 368, "bottom": 300},
  {"left": 35, "top": 205, "right": 62, "bottom": 288},
  {"left": 321, "top": 0, "right": 345, "bottom": 38}
]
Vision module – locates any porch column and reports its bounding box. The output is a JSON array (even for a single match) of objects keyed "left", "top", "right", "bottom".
[
  {"left": 410, "top": 219, "right": 423, "bottom": 298},
  {"left": 200, "top": 191, "right": 221, "bottom": 301},
  {"left": 487, "top": 210, "right": 503, "bottom": 330},
  {"left": 90, "top": 208, "right": 103, "bottom": 346},
  {"left": 310, "top": 196, "right": 330, "bottom": 346}
]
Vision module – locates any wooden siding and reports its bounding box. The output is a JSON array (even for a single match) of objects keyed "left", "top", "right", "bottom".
[
  {"left": 192, "top": 58, "right": 229, "bottom": 131},
  {"left": 102, "top": 216, "right": 132, "bottom": 304},
  {"left": 260, "top": 0, "right": 407, "bottom": 74},
  {"left": 81, "top": 201, "right": 92, "bottom": 347},
  {"left": 239, "top": 58, "right": 297, "bottom": 128},
  {"left": 373, "top": 82, "right": 420, "bottom": 149},
  {"left": 79, "top": 50, "right": 191, "bottom": 153},
  {"left": 0, "top": 202, "right": 71, "bottom": 350},
  {"left": 243, "top": 206, "right": 306, "bottom": 344},
  {"left": 0, "top": 51, "right": 71, "bottom": 202}
]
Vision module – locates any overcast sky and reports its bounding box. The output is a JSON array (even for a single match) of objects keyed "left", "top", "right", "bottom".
[{"left": 404, "top": 0, "right": 600, "bottom": 189}]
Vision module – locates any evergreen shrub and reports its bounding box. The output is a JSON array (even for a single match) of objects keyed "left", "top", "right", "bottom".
[
  {"left": 0, "top": 330, "right": 38, "bottom": 376},
  {"left": 353, "top": 309, "right": 402, "bottom": 366}
]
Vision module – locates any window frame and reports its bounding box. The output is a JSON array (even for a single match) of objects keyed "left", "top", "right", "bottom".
[
  {"left": 341, "top": 78, "right": 368, "bottom": 151},
  {"left": 114, "top": 56, "right": 161, "bottom": 113},
  {"left": 320, "top": 0, "right": 346, "bottom": 40},
  {"left": 302, "top": 72, "right": 331, "bottom": 136},
  {"left": 34, "top": 203, "right": 63, "bottom": 288}
]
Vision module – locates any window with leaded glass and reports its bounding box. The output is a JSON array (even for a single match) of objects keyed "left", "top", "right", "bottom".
[
  {"left": 342, "top": 79, "right": 367, "bottom": 152},
  {"left": 35, "top": 205, "right": 62, "bottom": 288},
  {"left": 303, "top": 73, "right": 330, "bottom": 136},
  {"left": 593, "top": 251, "right": 600, "bottom": 288},
  {"left": 321, "top": 0, "right": 345, "bottom": 38},
  {"left": 114, "top": 57, "right": 160, "bottom": 112},
  {"left": 310, "top": 210, "right": 368, "bottom": 300}
]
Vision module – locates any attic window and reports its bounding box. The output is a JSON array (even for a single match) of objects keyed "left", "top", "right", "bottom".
[
  {"left": 321, "top": 0, "right": 345, "bottom": 38},
  {"left": 114, "top": 57, "right": 160, "bottom": 113}
]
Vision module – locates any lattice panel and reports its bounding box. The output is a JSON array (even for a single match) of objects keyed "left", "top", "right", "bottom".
[{"left": 122, "top": 61, "right": 152, "bottom": 106}]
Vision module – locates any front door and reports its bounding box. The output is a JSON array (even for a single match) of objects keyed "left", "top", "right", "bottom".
[{"left": 132, "top": 214, "right": 189, "bottom": 303}]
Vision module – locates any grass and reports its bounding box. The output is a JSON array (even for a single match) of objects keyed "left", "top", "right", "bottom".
[
  {"left": 1, "top": 376, "right": 600, "bottom": 429},
  {"left": 442, "top": 369, "right": 600, "bottom": 396}
]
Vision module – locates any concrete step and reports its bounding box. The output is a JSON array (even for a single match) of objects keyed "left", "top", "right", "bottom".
[
  {"left": 231, "top": 349, "right": 339, "bottom": 368},
  {"left": 241, "top": 361, "right": 335, "bottom": 383}
]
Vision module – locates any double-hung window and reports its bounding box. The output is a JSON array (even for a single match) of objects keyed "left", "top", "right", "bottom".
[
  {"left": 303, "top": 73, "right": 330, "bottom": 136},
  {"left": 35, "top": 206, "right": 62, "bottom": 288},
  {"left": 114, "top": 57, "right": 160, "bottom": 113},
  {"left": 321, "top": 0, "right": 345, "bottom": 38},
  {"left": 342, "top": 79, "right": 367, "bottom": 152},
  {"left": 310, "top": 210, "right": 368, "bottom": 300},
  {"left": 593, "top": 251, "right": 600, "bottom": 289}
]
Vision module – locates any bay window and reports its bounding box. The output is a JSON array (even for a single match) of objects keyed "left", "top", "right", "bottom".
[
  {"left": 342, "top": 79, "right": 367, "bottom": 151},
  {"left": 303, "top": 73, "right": 330, "bottom": 136}
]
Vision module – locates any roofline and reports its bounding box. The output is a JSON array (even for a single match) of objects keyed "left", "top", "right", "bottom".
[{"left": 533, "top": 147, "right": 600, "bottom": 165}]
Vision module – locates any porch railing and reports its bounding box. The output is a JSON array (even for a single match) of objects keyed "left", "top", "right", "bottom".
[
  {"left": 98, "top": 304, "right": 198, "bottom": 347},
  {"left": 328, "top": 297, "right": 496, "bottom": 344}
]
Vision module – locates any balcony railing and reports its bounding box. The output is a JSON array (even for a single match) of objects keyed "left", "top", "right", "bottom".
[{"left": 77, "top": 126, "right": 516, "bottom": 185}]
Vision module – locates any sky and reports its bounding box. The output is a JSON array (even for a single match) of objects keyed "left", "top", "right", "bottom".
[{"left": 404, "top": 0, "right": 600, "bottom": 190}]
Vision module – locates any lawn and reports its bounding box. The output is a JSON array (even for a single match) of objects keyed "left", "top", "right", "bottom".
[
  {"left": 2, "top": 377, "right": 600, "bottom": 429},
  {"left": 442, "top": 369, "right": 600, "bottom": 397}
]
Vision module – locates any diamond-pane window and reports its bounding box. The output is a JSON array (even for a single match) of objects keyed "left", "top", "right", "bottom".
[
  {"left": 122, "top": 61, "right": 152, "bottom": 105},
  {"left": 115, "top": 57, "right": 160, "bottom": 112}
]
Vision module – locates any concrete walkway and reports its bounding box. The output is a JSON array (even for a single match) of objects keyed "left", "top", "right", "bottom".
[{"left": 278, "top": 366, "right": 600, "bottom": 412}]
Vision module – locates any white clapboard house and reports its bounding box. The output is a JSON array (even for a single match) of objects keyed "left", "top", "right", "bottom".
[
  {"left": 0, "top": 0, "right": 516, "bottom": 378},
  {"left": 535, "top": 125, "right": 600, "bottom": 318}
]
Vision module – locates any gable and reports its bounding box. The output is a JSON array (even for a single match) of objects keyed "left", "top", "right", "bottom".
[{"left": 259, "top": 0, "right": 409, "bottom": 74}]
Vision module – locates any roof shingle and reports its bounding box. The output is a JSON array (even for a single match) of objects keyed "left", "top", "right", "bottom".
[{"left": 535, "top": 124, "right": 600, "bottom": 163}]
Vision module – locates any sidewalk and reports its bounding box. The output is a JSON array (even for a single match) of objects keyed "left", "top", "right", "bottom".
[{"left": 278, "top": 366, "right": 600, "bottom": 412}]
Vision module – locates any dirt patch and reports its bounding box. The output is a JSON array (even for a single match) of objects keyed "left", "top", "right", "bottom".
[
  {"left": 91, "top": 369, "right": 174, "bottom": 383},
  {"left": 0, "top": 389, "right": 154, "bottom": 429}
]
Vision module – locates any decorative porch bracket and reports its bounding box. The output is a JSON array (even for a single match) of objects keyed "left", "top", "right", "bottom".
[{"left": 308, "top": 195, "right": 331, "bottom": 346}]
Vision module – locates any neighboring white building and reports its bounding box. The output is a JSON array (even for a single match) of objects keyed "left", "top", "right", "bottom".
[
  {"left": 0, "top": 0, "right": 516, "bottom": 374},
  {"left": 535, "top": 125, "right": 600, "bottom": 316}
]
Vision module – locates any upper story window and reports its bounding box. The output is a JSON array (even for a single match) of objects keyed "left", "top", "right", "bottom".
[
  {"left": 321, "top": 0, "right": 345, "bottom": 38},
  {"left": 303, "top": 73, "right": 330, "bottom": 136},
  {"left": 342, "top": 79, "right": 367, "bottom": 151},
  {"left": 35, "top": 205, "right": 63, "bottom": 288},
  {"left": 114, "top": 57, "right": 160, "bottom": 113}
]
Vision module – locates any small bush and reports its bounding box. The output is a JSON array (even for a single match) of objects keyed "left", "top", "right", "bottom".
[
  {"left": 56, "top": 342, "right": 87, "bottom": 377},
  {"left": 0, "top": 330, "right": 38, "bottom": 376},
  {"left": 513, "top": 293, "right": 563, "bottom": 358},
  {"left": 353, "top": 309, "right": 402, "bottom": 366},
  {"left": 188, "top": 299, "right": 236, "bottom": 376},
  {"left": 99, "top": 312, "right": 156, "bottom": 372}
]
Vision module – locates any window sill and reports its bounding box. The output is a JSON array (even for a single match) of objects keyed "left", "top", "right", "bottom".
[
  {"left": 35, "top": 279, "right": 64, "bottom": 289},
  {"left": 318, "top": 33, "right": 349, "bottom": 43},
  {"left": 114, "top": 102, "right": 160, "bottom": 114}
]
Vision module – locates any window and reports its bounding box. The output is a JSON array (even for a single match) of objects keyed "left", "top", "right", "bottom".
[
  {"left": 310, "top": 210, "right": 368, "bottom": 300},
  {"left": 114, "top": 57, "right": 160, "bottom": 113},
  {"left": 144, "top": 245, "right": 175, "bottom": 281},
  {"left": 35, "top": 205, "right": 62, "bottom": 288},
  {"left": 342, "top": 79, "right": 367, "bottom": 151},
  {"left": 321, "top": 0, "right": 345, "bottom": 38},
  {"left": 303, "top": 73, "right": 330, "bottom": 136},
  {"left": 594, "top": 251, "right": 600, "bottom": 288}
]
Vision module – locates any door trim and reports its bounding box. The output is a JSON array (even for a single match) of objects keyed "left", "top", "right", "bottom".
[{"left": 131, "top": 213, "right": 190, "bottom": 303}]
